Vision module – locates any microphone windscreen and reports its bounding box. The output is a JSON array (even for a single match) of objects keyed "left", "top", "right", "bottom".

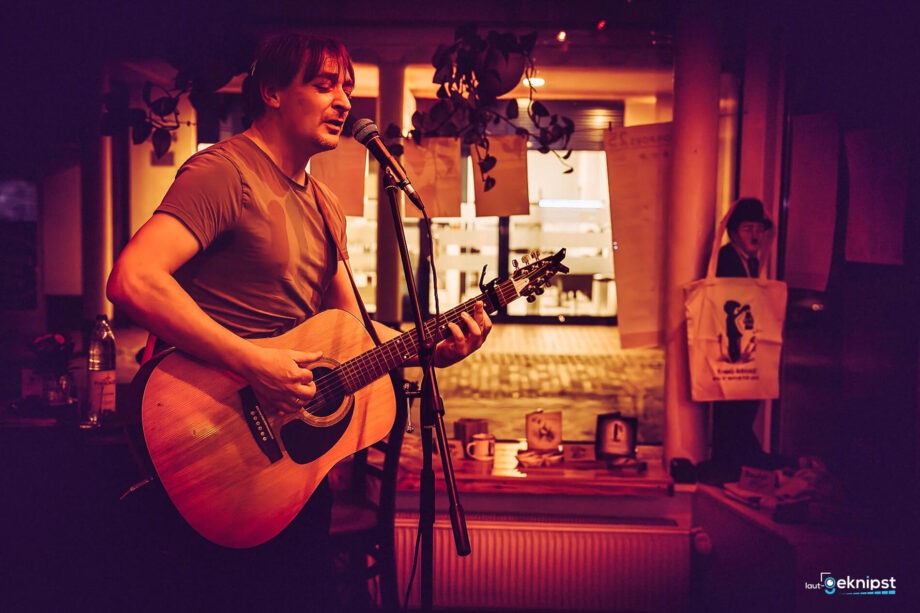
[{"left": 352, "top": 118, "right": 378, "bottom": 144}]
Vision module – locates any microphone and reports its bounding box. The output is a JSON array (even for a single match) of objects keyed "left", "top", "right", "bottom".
[{"left": 352, "top": 118, "right": 424, "bottom": 210}]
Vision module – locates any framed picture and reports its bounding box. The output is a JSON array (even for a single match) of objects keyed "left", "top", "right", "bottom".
[
  {"left": 595, "top": 412, "right": 638, "bottom": 459},
  {"left": 525, "top": 410, "right": 562, "bottom": 452}
]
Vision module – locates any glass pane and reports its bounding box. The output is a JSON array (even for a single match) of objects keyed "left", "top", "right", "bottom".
[{"left": 509, "top": 151, "right": 616, "bottom": 317}]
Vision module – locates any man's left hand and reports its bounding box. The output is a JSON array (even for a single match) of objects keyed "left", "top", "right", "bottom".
[{"left": 434, "top": 300, "right": 492, "bottom": 368}]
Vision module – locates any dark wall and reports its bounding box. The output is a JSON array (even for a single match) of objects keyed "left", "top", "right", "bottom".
[{"left": 778, "top": 0, "right": 920, "bottom": 531}]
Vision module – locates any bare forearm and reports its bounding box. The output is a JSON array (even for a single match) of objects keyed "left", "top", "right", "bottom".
[{"left": 107, "top": 266, "right": 258, "bottom": 375}]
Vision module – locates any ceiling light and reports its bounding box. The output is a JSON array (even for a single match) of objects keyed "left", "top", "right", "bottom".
[
  {"left": 522, "top": 76, "right": 545, "bottom": 88},
  {"left": 556, "top": 31, "right": 567, "bottom": 43}
]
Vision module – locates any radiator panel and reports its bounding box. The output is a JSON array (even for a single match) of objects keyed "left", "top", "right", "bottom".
[{"left": 395, "top": 515, "right": 690, "bottom": 612}]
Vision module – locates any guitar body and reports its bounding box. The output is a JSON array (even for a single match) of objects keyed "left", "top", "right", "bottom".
[
  {"left": 141, "top": 309, "right": 396, "bottom": 549},
  {"left": 138, "top": 248, "right": 568, "bottom": 549}
]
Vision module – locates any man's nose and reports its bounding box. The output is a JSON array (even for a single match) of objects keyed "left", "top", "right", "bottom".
[{"left": 334, "top": 88, "right": 351, "bottom": 112}]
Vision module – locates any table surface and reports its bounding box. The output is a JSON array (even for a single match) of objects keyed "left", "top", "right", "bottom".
[{"left": 396, "top": 436, "right": 673, "bottom": 497}]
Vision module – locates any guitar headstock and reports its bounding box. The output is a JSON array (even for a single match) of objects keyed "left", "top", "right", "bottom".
[{"left": 511, "top": 249, "right": 569, "bottom": 302}]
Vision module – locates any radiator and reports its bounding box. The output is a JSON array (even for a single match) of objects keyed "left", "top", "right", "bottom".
[{"left": 394, "top": 514, "right": 690, "bottom": 612}]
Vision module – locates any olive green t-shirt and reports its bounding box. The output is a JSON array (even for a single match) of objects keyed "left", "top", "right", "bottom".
[{"left": 156, "top": 134, "right": 349, "bottom": 338}]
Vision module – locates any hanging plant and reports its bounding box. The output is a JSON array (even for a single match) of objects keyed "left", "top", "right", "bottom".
[
  {"left": 100, "top": 29, "right": 252, "bottom": 159},
  {"left": 401, "top": 24, "right": 575, "bottom": 191},
  {"left": 100, "top": 81, "right": 192, "bottom": 158}
]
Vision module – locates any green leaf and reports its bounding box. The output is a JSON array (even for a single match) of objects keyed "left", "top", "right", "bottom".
[
  {"left": 150, "top": 96, "right": 179, "bottom": 118},
  {"left": 431, "top": 43, "right": 451, "bottom": 68},
  {"left": 531, "top": 101, "right": 549, "bottom": 117},
  {"left": 132, "top": 120, "right": 153, "bottom": 145},
  {"left": 385, "top": 123, "right": 403, "bottom": 139},
  {"left": 411, "top": 111, "right": 425, "bottom": 131},
  {"left": 152, "top": 128, "right": 172, "bottom": 158},
  {"left": 478, "top": 154, "right": 497, "bottom": 174},
  {"left": 519, "top": 32, "right": 538, "bottom": 56},
  {"left": 483, "top": 176, "right": 496, "bottom": 192},
  {"left": 505, "top": 99, "right": 519, "bottom": 119},
  {"left": 433, "top": 64, "right": 453, "bottom": 85}
]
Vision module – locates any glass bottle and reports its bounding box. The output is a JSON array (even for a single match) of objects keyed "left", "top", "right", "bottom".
[{"left": 85, "top": 314, "right": 116, "bottom": 426}]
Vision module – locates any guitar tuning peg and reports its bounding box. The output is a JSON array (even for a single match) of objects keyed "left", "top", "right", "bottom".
[
  {"left": 527, "top": 295, "right": 536, "bottom": 303},
  {"left": 535, "top": 287, "right": 544, "bottom": 295},
  {"left": 512, "top": 259, "right": 519, "bottom": 269},
  {"left": 531, "top": 250, "right": 540, "bottom": 260},
  {"left": 522, "top": 255, "right": 530, "bottom": 265}
]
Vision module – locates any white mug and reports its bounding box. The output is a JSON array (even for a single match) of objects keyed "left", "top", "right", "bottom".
[{"left": 465, "top": 433, "right": 496, "bottom": 461}]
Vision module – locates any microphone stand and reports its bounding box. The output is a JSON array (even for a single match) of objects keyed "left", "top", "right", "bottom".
[{"left": 380, "top": 169, "right": 470, "bottom": 613}]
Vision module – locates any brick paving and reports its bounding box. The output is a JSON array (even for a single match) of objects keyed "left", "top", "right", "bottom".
[{"left": 409, "top": 323, "right": 666, "bottom": 444}]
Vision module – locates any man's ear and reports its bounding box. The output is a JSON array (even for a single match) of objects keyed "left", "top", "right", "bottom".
[{"left": 260, "top": 82, "right": 281, "bottom": 110}]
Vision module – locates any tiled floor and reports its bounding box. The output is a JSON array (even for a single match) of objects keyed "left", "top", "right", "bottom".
[{"left": 116, "top": 321, "right": 666, "bottom": 444}]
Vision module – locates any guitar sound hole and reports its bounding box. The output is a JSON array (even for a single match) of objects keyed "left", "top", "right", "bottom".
[
  {"left": 281, "top": 366, "right": 353, "bottom": 464},
  {"left": 307, "top": 367, "right": 345, "bottom": 417}
]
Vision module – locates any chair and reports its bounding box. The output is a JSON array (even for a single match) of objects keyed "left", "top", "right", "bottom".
[{"left": 329, "top": 378, "right": 412, "bottom": 612}]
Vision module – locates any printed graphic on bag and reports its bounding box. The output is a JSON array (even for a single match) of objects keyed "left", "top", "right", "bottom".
[
  {"left": 720, "top": 299, "right": 756, "bottom": 363},
  {"left": 684, "top": 277, "right": 787, "bottom": 401}
]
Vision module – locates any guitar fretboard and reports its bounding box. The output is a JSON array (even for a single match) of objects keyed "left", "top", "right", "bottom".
[
  {"left": 302, "top": 249, "right": 564, "bottom": 413},
  {"left": 336, "top": 279, "right": 517, "bottom": 393}
]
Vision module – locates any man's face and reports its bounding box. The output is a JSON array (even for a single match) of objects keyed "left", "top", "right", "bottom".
[
  {"left": 731, "top": 221, "right": 766, "bottom": 257},
  {"left": 275, "top": 55, "right": 353, "bottom": 157}
]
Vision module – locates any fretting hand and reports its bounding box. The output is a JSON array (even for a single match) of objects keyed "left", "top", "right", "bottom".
[{"left": 434, "top": 301, "right": 492, "bottom": 368}]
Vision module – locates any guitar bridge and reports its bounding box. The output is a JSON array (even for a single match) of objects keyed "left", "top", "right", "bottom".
[{"left": 238, "top": 386, "right": 283, "bottom": 463}]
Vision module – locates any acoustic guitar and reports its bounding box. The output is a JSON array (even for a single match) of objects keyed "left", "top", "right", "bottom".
[{"left": 139, "top": 249, "right": 567, "bottom": 548}]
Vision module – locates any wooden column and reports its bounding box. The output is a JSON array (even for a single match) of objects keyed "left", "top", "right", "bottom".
[
  {"left": 663, "top": 1, "right": 722, "bottom": 466},
  {"left": 81, "top": 68, "right": 115, "bottom": 325},
  {"left": 374, "top": 60, "right": 406, "bottom": 325}
]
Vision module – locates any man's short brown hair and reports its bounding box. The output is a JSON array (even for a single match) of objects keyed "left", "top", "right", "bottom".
[{"left": 243, "top": 33, "right": 354, "bottom": 124}]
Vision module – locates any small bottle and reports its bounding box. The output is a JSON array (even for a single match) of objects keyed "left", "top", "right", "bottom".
[{"left": 86, "top": 314, "right": 117, "bottom": 426}]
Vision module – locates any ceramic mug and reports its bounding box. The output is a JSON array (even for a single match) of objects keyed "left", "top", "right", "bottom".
[{"left": 465, "top": 433, "right": 496, "bottom": 461}]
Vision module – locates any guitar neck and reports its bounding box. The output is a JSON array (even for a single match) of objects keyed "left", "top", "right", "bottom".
[{"left": 338, "top": 281, "right": 516, "bottom": 393}]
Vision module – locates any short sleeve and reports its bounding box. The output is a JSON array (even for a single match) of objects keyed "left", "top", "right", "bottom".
[{"left": 156, "top": 151, "right": 246, "bottom": 250}]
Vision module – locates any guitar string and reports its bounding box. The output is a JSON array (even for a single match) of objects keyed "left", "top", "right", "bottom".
[
  {"left": 303, "top": 258, "right": 558, "bottom": 415},
  {"left": 300, "top": 266, "right": 548, "bottom": 416}
]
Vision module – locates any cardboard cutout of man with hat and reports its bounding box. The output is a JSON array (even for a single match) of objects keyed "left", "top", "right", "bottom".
[
  {"left": 701, "top": 197, "right": 777, "bottom": 484},
  {"left": 717, "top": 197, "right": 775, "bottom": 278}
]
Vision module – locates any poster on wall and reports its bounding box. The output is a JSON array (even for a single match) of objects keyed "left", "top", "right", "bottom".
[
  {"left": 309, "top": 136, "right": 367, "bottom": 217},
  {"left": 785, "top": 113, "right": 839, "bottom": 291},
  {"left": 603, "top": 123, "right": 672, "bottom": 348},
  {"left": 402, "top": 137, "right": 462, "bottom": 218},
  {"left": 472, "top": 134, "right": 530, "bottom": 217},
  {"left": 844, "top": 129, "right": 907, "bottom": 265}
]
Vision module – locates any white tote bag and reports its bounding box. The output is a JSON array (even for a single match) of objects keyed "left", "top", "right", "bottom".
[{"left": 684, "top": 206, "right": 787, "bottom": 402}]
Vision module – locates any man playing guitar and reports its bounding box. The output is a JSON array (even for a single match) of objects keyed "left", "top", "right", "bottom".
[{"left": 107, "top": 32, "right": 491, "bottom": 612}]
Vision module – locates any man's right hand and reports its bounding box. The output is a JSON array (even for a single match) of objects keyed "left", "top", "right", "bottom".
[{"left": 243, "top": 347, "right": 323, "bottom": 414}]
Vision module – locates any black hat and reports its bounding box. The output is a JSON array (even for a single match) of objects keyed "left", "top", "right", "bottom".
[{"left": 727, "top": 198, "right": 773, "bottom": 232}]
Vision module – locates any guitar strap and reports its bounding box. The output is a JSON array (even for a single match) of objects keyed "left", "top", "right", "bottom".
[
  {"left": 343, "top": 258, "right": 383, "bottom": 347},
  {"left": 310, "top": 177, "right": 383, "bottom": 348}
]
